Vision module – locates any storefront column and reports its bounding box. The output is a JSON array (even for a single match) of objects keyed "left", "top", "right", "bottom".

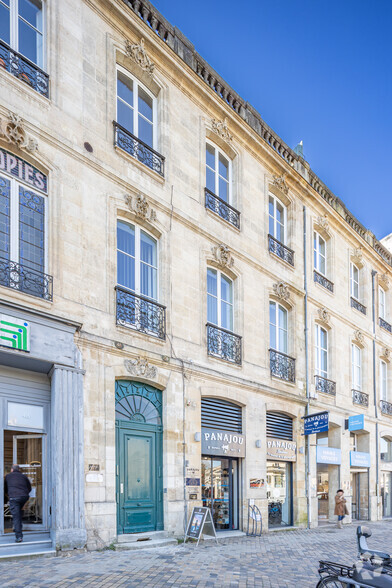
[{"left": 50, "top": 364, "right": 86, "bottom": 550}]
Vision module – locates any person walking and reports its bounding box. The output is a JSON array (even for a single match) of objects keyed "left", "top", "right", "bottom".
[
  {"left": 334, "top": 488, "right": 348, "bottom": 529},
  {"left": 4, "top": 465, "right": 32, "bottom": 543}
]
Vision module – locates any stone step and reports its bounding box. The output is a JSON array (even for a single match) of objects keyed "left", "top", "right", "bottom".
[
  {"left": 0, "top": 539, "right": 55, "bottom": 560},
  {"left": 115, "top": 538, "right": 177, "bottom": 551},
  {"left": 116, "top": 531, "right": 168, "bottom": 543}
]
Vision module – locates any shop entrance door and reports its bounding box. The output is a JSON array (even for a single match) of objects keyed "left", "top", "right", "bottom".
[
  {"left": 381, "top": 472, "right": 392, "bottom": 517},
  {"left": 3, "top": 431, "right": 46, "bottom": 533},
  {"left": 201, "top": 456, "right": 238, "bottom": 530},
  {"left": 351, "top": 471, "right": 369, "bottom": 520},
  {"left": 266, "top": 461, "right": 293, "bottom": 527}
]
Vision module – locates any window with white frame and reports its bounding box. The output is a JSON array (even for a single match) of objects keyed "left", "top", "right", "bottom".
[
  {"left": 0, "top": 0, "right": 44, "bottom": 67},
  {"left": 117, "top": 220, "right": 157, "bottom": 301},
  {"left": 352, "top": 344, "right": 362, "bottom": 391},
  {"left": 205, "top": 142, "right": 231, "bottom": 203},
  {"left": 269, "top": 194, "right": 286, "bottom": 244},
  {"left": 116, "top": 70, "right": 156, "bottom": 149},
  {"left": 315, "top": 324, "right": 328, "bottom": 379},
  {"left": 207, "top": 268, "right": 233, "bottom": 331},
  {"left": 350, "top": 263, "right": 360, "bottom": 300},
  {"left": 314, "top": 231, "right": 326, "bottom": 276},
  {"left": 269, "top": 301, "right": 288, "bottom": 354},
  {"left": 381, "top": 360, "right": 388, "bottom": 401},
  {"left": 380, "top": 287, "right": 386, "bottom": 320}
]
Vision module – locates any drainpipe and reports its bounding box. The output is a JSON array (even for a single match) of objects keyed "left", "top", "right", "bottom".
[
  {"left": 372, "top": 269, "right": 380, "bottom": 518},
  {"left": 303, "top": 206, "right": 311, "bottom": 528}
]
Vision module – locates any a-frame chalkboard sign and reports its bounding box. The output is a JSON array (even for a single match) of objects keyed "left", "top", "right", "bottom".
[{"left": 184, "top": 507, "right": 218, "bottom": 546}]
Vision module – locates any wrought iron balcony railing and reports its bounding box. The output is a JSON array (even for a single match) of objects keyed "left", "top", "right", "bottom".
[
  {"left": 351, "top": 297, "right": 366, "bottom": 315},
  {"left": 380, "top": 400, "right": 392, "bottom": 416},
  {"left": 116, "top": 286, "right": 166, "bottom": 339},
  {"left": 268, "top": 234, "right": 294, "bottom": 266},
  {"left": 206, "top": 323, "right": 242, "bottom": 365},
  {"left": 0, "top": 257, "right": 53, "bottom": 301},
  {"left": 380, "top": 317, "right": 392, "bottom": 333},
  {"left": 204, "top": 188, "right": 240, "bottom": 229},
  {"left": 113, "top": 121, "right": 165, "bottom": 177},
  {"left": 315, "top": 375, "right": 336, "bottom": 396},
  {"left": 352, "top": 389, "right": 369, "bottom": 407},
  {"left": 0, "top": 39, "right": 49, "bottom": 98},
  {"left": 269, "top": 349, "right": 296, "bottom": 383},
  {"left": 314, "top": 270, "right": 334, "bottom": 293}
]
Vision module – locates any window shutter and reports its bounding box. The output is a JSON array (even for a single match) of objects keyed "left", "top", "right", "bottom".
[
  {"left": 201, "top": 398, "right": 242, "bottom": 433},
  {"left": 266, "top": 412, "right": 293, "bottom": 441}
]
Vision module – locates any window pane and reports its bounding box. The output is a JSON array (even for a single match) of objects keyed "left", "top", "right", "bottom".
[
  {"left": 319, "top": 255, "right": 326, "bottom": 275},
  {"left": 117, "top": 99, "right": 134, "bottom": 134},
  {"left": 319, "top": 236, "right": 326, "bottom": 257},
  {"left": 206, "top": 144, "right": 215, "bottom": 169},
  {"left": 138, "top": 115, "right": 153, "bottom": 147},
  {"left": 276, "top": 221, "right": 283, "bottom": 243},
  {"left": 138, "top": 87, "right": 153, "bottom": 122},
  {"left": 19, "top": 188, "right": 44, "bottom": 272},
  {"left": 0, "top": 2, "right": 10, "bottom": 45},
  {"left": 221, "top": 300, "right": 233, "bottom": 331},
  {"left": 278, "top": 306, "right": 287, "bottom": 331},
  {"left": 117, "top": 74, "right": 133, "bottom": 106},
  {"left": 117, "top": 222, "right": 135, "bottom": 256},
  {"left": 269, "top": 302, "right": 276, "bottom": 327},
  {"left": 320, "top": 328, "right": 327, "bottom": 350},
  {"left": 269, "top": 214, "right": 274, "bottom": 236},
  {"left": 218, "top": 153, "right": 228, "bottom": 180},
  {"left": 207, "top": 293, "right": 217, "bottom": 324},
  {"left": 218, "top": 177, "right": 228, "bottom": 202},
  {"left": 140, "top": 231, "right": 156, "bottom": 266},
  {"left": 269, "top": 302, "right": 276, "bottom": 349},
  {"left": 207, "top": 268, "right": 217, "bottom": 296},
  {"left": 0, "top": 176, "right": 10, "bottom": 260},
  {"left": 221, "top": 275, "right": 232, "bottom": 304},
  {"left": 279, "top": 327, "right": 287, "bottom": 354},
  {"left": 19, "top": 0, "right": 42, "bottom": 30},
  {"left": 206, "top": 168, "right": 215, "bottom": 193},
  {"left": 269, "top": 197, "right": 274, "bottom": 216},
  {"left": 276, "top": 201, "right": 284, "bottom": 224},
  {"left": 18, "top": 19, "right": 43, "bottom": 66},
  {"left": 140, "top": 264, "right": 157, "bottom": 299},
  {"left": 117, "top": 250, "right": 135, "bottom": 290},
  {"left": 321, "top": 349, "right": 328, "bottom": 374}
]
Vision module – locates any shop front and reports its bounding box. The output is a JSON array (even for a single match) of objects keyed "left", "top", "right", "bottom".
[
  {"left": 380, "top": 437, "right": 392, "bottom": 518},
  {"left": 316, "top": 443, "right": 341, "bottom": 523},
  {"left": 350, "top": 450, "right": 370, "bottom": 520},
  {"left": 201, "top": 398, "right": 244, "bottom": 531}
]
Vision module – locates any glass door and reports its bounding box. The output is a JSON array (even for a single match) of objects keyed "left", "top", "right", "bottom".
[
  {"left": 267, "top": 461, "right": 293, "bottom": 527},
  {"left": 13, "top": 435, "right": 45, "bottom": 530},
  {"left": 201, "top": 456, "right": 238, "bottom": 530},
  {"left": 381, "top": 472, "right": 392, "bottom": 517}
]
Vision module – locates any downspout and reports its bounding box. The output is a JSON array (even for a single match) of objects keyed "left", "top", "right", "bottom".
[
  {"left": 372, "top": 269, "right": 379, "bottom": 518},
  {"left": 303, "top": 205, "right": 311, "bottom": 528}
]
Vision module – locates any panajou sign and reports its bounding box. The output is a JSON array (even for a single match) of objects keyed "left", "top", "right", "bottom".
[
  {"left": 266, "top": 438, "right": 297, "bottom": 462},
  {"left": 303, "top": 411, "right": 329, "bottom": 435},
  {"left": 201, "top": 428, "right": 246, "bottom": 457}
]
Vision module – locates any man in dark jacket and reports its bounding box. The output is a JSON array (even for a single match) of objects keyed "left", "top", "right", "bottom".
[{"left": 4, "top": 465, "right": 32, "bottom": 542}]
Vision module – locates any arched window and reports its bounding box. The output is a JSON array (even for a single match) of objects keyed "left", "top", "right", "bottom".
[
  {"left": 205, "top": 142, "right": 231, "bottom": 204},
  {"left": 117, "top": 70, "right": 155, "bottom": 149},
  {"left": 207, "top": 268, "right": 233, "bottom": 331},
  {"left": 315, "top": 325, "right": 328, "bottom": 379},
  {"left": 380, "top": 360, "right": 388, "bottom": 401},
  {"left": 269, "top": 301, "right": 288, "bottom": 354},
  {"left": 350, "top": 263, "right": 360, "bottom": 301},
  {"left": 269, "top": 194, "right": 286, "bottom": 245},
  {"left": 115, "top": 381, "right": 162, "bottom": 426},
  {"left": 352, "top": 344, "right": 362, "bottom": 391},
  {"left": 314, "top": 231, "right": 326, "bottom": 276},
  {"left": 117, "top": 221, "right": 157, "bottom": 300},
  {"left": 1, "top": 0, "right": 44, "bottom": 68}
]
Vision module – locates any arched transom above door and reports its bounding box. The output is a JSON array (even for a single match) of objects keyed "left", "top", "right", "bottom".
[{"left": 115, "top": 380, "right": 162, "bottom": 425}]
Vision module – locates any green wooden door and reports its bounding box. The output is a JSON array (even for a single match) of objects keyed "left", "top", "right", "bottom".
[{"left": 115, "top": 381, "right": 163, "bottom": 535}]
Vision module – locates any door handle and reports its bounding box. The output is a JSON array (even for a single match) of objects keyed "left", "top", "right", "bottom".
[{"left": 120, "top": 483, "right": 124, "bottom": 494}]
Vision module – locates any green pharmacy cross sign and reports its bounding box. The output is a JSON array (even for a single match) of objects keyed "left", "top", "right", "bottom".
[{"left": 0, "top": 315, "right": 30, "bottom": 352}]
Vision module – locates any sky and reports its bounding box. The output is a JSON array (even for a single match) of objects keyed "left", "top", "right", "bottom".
[{"left": 151, "top": 0, "right": 392, "bottom": 240}]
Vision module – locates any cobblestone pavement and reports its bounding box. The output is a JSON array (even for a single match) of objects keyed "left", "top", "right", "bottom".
[{"left": 2, "top": 521, "right": 392, "bottom": 587}]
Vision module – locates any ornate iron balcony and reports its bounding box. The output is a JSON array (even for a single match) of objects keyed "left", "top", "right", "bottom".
[
  {"left": 269, "top": 349, "right": 296, "bottom": 383},
  {"left": 0, "top": 39, "right": 49, "bottom": 98},
  {"left": 116, "top": 286, "right": 166, "bottom": 339},
  {"left": 380, "top": 317, "right": 392, "bottom": 333},
  {"left": 314, "top": 270, "right": 334, "bottom": 293},
  {"left": 351, "top": 297, "right": 366, "bottom": 315},
  {"left": 204, "top": 188, "right": 240, "bottom": 229},
  {"left": 268, "top": 234, "right": 294, "bottom": 266},
  {"left": 315, "top": 375, "right": 336, "bottom": 396},
  {"left": 352, "top": 389, "right": 369, "bottom": 407},
  {"left": 380, "top": 400, "right": 392, "bottom": 416},
  {"left": 206, "top": 323, "right": 242, "bottom": 365},
  {"left": 113, "top": 122, "right": 164, "bottom": 177},
  {"left": 0, "top": 257, "right": 53, "bottom": 301}
]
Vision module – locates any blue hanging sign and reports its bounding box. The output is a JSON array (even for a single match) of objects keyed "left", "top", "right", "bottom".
[
  {"left": 350, "top": 451, "right": 371, "bottom": 468},
  {"left": 303, "top": 411, "right": 329, "bottom": 435},
  {"left": 348, "top": 414, "right": 365, "bottom": 431},
  {"left": 316, "top": 446, "right": 342, "bottom": 465}
]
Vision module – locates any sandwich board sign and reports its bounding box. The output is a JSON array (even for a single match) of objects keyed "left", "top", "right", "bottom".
[{"left": 184, "top": 507, "right": 218, "bottom": 546}]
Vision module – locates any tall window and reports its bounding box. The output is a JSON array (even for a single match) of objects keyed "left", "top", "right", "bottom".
[
  {"left": 269, "top": 301, "right": 288, "bottom": 354},
  {"left": 380, "top": 287, "right": 386, "bottom": 320},
  {"left": 0, "top": 0, "right": 44, "bottom": 68},
  {"left": 350, "top": 263, "right": 360, "bottom": 300},
  {"left": 315, "top": 325, "right": 328, "bottom": 379},
  {"left": 314, "top": 232, "right": 326, "bottom": 275},
  {"left": 205, "top": 143, "right": 231, "bottom": 203},
  {"left": 117, "top": 221, "right": 157, "bottom": 300},
  {"left": 207, "top": 268, "right": 233, "bottom": 331},
  {"left": 352, "top": 344, "right": 362, "bottom": 391},
  {"left": 381, "top": 360, "right": 388, "bottom": 401},
  {"left": 269, "top": 194, "right": 286, "bottom": 244},
  {"left": 117, "top": 71, "right": 155, "bottom": 149}
]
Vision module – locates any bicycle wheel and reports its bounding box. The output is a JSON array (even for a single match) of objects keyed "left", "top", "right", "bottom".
[{"left": 317, "top": 577, "right": 347, "bottom": 587}]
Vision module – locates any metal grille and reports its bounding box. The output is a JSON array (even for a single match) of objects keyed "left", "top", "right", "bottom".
[
  {"left": 0, "top": 39, "right": 49, "bottom": 98},
  {"left": 201, "top": 397, "right": 242, "bottom": 433},
  {"left": 266, "top": 412, "right": 293, "bottom": 440}
]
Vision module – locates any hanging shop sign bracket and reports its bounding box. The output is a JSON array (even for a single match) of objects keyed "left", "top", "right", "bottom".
[{"left": 184, "top": 506, "right": 218, "bottom": 546}]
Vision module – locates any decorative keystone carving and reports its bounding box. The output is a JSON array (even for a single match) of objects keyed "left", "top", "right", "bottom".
[
  {"left": 212, "top": 244, "right": 234, "bottom": 268},
  {"left": 211, "top": 117, "right": 233, "bottom": 143},
  {"left": 124, "top": 357, "right": 157, "bottom": 379},
  {"left": 125, "top": 194, "right": 157, "bottom": 222},
  {"left": 317, "top": 307, "right": 330, "bottom": 324},
  {"left": 272, "top": 174, "right": 289, "bottom": 195},
  {"left": 352, "top": 247, "right": 364, "bottom": 266},
  {"left": 380, "top": 273, "right": 390, "bottom": 289},
  {"left": 273, "top": 281, "right": 290, "bottom": 301},
  {"left": 353, "top": 330, "right": 364, "bottom": 345},
  {"left": 316, "top": 214, "right": 330, "bottom": 235},
  {"left": 0, "top": 112, "right": 38, "bottom": 153},
  {"left": 381, "top": 348, "right": 391, "bottom": 362},
  {"left": 125, "top": 38, "right": 154, "bottom": 76}
]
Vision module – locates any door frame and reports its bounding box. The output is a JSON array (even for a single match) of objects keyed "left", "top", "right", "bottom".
[{"left": 201, "top": 455, "right": 239, "bottom": 531}]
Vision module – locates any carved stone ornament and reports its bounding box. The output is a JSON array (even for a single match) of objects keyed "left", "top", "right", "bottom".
[
  {"left": 212, "top": 244, "right": 234, "bottom": 268},
  {"left": 380, "top": 273, "right": 390, "bottom": 289},
  {"left": 381, "top": 348, "right": 391, "bottom": 362},
  {"left": 352, "top": 247, "right": 364, "bottom": 266},
  {"left": 273, "top": 281, "right": 290, "bottom": 301},
  {"left": 0, "top": 112, "right": 38, "bottom": 153},
  {"left": 316, "top": 214, "right": 330, "bottom": 235},
  {"left": 353, "top": 330, "right": 364, "bottom": 345},
  {"left": 272, "top": 174, "right": 289, "bottom": 195},
  {"left": 125, "top": 194, "right": 157, "bottom": 222},
  {"left": 317, "top": 307, "right": 330, "bottom": 324},
  {"left": 211, "top": 117, "right": 233, "bottom": 143},
  {"left": 124, "top": 357, "right": 157, "bottom": 379},
  {"left": 125, "top": 38, "right": 154, "bottom": 76}
]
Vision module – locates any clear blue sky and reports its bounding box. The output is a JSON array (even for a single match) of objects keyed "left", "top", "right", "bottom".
[{"left": 151, "top": 0, "right": 392, "bottom": 240}]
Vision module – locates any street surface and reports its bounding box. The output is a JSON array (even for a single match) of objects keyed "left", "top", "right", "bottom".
[{"left": 1, "top": 521, "right": 392, "bottom": 587}]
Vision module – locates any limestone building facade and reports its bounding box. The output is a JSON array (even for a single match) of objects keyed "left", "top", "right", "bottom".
[{"left": 0, "top": 0, "right": 392, "bottom": 553}]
